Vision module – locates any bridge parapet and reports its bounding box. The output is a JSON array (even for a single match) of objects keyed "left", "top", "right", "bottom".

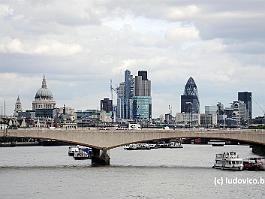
[{"left": 1, "top": 128, "right": 265, "bottom": 149}]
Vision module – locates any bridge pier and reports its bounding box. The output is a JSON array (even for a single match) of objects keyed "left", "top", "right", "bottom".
[
  {"left": 251, "top": 144, "right": 265, "bottom": 156},
  {"left": 91, "top": 148, "right": 110, "bottom": 166}
]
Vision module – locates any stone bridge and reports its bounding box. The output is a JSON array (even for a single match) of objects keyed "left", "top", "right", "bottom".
[{"left": 1, "top": 128, "right": 265, "bottom": 165}]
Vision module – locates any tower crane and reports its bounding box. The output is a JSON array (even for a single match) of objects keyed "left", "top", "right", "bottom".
[{"left": 110, "top": 80, "right": 118, "bottom": 122}]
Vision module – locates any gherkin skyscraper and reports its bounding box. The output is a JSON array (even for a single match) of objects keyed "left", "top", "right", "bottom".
[{"left": 181, "top": 77, "right": 200, "bottom": 113}]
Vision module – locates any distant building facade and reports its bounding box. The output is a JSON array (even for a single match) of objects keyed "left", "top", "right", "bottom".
[
  {"left": 32, "top": 76, "right": 56, "bottom": 119},
  {"left": 124, "top": 70, "right": 134, "bottom": 119},
  {"left": 116, "top": 82, "right": 125, "bottom": 119},
  {"left": 238, "top": 92, "right": 252, "bottom": 122},
  {"left": 116, "top": 70, "right": 134, "bottom": 120},
  {"left": 100, "top": 98, "right": 113, "bottom": 113},
  {"left": 132, "top": 71, "right": 152, "bottom": 121},
  {"left": 181, "top": 77, "right": 200, "bottom": 114},
  {"left": 14, "top": 96, "right": 22, "bottom": 117},
  {"left": 201, "top": 105, "right": 218, "bottom": 127},
  {"left": 231, "top": 101, "right": 247, "bottom": 126},
  {"left": 175, "top": 112, "right": 200, "bottom": 127},
  {"left": 116, "top": 70, "right": 152, "bottom": 121}
]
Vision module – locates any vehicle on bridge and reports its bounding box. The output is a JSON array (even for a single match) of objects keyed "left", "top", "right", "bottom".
[{"left": 128, "top": 123, "right": 141, "bottom": 130}]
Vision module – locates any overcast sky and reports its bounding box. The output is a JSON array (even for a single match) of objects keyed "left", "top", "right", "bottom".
[{"left": 0, "top": 0, "right": 265, "bottom": 117}]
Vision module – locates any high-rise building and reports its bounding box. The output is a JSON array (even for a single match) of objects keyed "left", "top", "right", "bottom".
[
  {"left": 231, "top": 101, "right": 247, "bottom": 126},
  {"left": 116, "top": 82, "right": 125, "bottom": 119},
  {"left": 100, "top": 98, "right": 113, "bottom": 113},
  {"left": 181, "top": 77, "right": 200, "bottom": 113},
  {"left": 238, "top": 92, "right": 252, "bottom": 122},
  {"left": 124, "top": 70, "right": 134, "bottom": 119},
  {"left": 132, "top": 71, "right": 152, "bottom": 121},
  {"left": 116, "top": 70, "right": 152, "bottom": 121},
  {"left": 138, "top": 71, "right": 147, "bottom": 81},
  {"left": 116, "top": 70, "right": 134, "bottom": 120}
]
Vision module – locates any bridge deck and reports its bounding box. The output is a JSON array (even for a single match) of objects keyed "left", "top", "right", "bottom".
[{"left": 1, "top": 129, "right": 265, "bottom": 149}]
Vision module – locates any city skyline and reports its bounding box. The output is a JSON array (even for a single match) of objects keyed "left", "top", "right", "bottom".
[
  {"left": 0, "top": 73, "right": 259, "bottom": 119},
  {"left": 0, "top": 1, "right": 265, "bottom": 117}
]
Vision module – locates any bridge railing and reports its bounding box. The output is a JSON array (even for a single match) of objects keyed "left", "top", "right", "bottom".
[{"left": 9, "top": 127, "right": 265, "bottom": 134}]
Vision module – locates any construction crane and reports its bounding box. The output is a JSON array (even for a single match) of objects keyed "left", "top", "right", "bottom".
[
  {"left": 110, "top": 80, "right": 118, "bottom": 122},
  {"left": 253, "top": 98, "right": 265, "bottom": 116}
]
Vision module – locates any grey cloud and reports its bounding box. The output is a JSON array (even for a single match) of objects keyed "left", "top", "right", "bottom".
[{"left": 0, "top": 0, "right": 265, "bottom": 117}]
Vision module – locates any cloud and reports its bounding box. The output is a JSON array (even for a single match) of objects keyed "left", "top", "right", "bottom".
[
  {"left": 165, "top": 26, "right": 199, "bottom": 42},
  {"left": 167, "top": 5, "right": 200, "bottom": 20},
  {"left": 0, "top": 4, "right": 13, "bottom": 17},
  {"left": 0, "top": 0, "right": 265, "bottom": 117},
  {"left": 0, "top": 38, "right": 82, "bottom": 56}
]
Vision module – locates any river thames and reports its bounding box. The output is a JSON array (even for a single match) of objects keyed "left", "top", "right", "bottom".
[{"left": 0, "top": 144, "right": 264, "bottom": 199}]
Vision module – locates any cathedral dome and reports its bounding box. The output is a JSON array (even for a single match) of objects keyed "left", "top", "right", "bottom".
[{"left": 34, "top": 76, "right": 53, "bottom": 100}]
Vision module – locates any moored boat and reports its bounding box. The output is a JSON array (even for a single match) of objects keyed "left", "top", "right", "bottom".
[
  {"left": 208, "top": 140, "right": 225, "bottom": 146},
  {"left": 157, "top": 142, "right": 183, "bottom": 149},
  {"left": 213, "top": 152, "right": 243, "bottom": 171},
  {"left": 124, "top": 143, "right": 151, "bottom": 150},
  {"left": 168, "top": 142, "right": 183, "bottom": 148},
  {"left": 68, "top": 145, "right": 80, "bottom": 156},
  {"left": 243, "top": 158, "right": 265, "bottom": 171},
  {"left": 73, "top": 147, "right": 92, "bottom": 160}
]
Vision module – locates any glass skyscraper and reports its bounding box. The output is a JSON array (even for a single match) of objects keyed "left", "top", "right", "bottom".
[
  {"left": 116, "top": 70, "right": 134, "bottom": 120},
  {"left": 181, "top": 77, "right": 200, "bottom": 113},
  {"left": 124, "top": 70, "right": 134, "bottom": 119},
  {"left": 238, "top": 92, "right": 252, "bottom": 122},
  {"left": 116, "top": 70, "right": 152, "bottom": 121},
  {"left": 133, "top": 71, "right": 152, "bottom": 121}
]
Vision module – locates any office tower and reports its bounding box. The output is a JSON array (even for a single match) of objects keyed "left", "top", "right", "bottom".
[
  {"left": 231, "top": 101, "right": 247, "bottom": 126},
  {"left": 132, "top": 71, "right": 152, "bottom": 121},
  {"left": 116, "top": 82, "right": 125, "bottom": 119},
  {"left": 238, "top": 92, "right": 252, "bottom": 121},
  {"left": 116, "top": 70, "right": 134, "bottom": 120},
  {"left": 100, "top": 98, "right": 113, "bottom": 113},
  {"left": 181, "top": 77, "right": 200, "bottom": 113},
  {"left": 124, "top": 70, "right": 134, "bottom": 119}
]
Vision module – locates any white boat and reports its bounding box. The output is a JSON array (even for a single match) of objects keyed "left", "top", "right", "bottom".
[
  {"left": 73, "top": 147, "right": 92, "bottom": 160},
  {"left": 157, "top": 142, "right": 183, "bottom": 148},
  {"left": 68, "top": 145, "right": 80, "bottom": 156},
  {"left": 208, "top": 140, "right": 225, "bottom": 146},
  {"left": 213, "top": 152, "right": 243, "bottom": 171},
  {"left": 124, "top": 143, "right": 151, "bottom": 150},
  {"left": 168, "top": 142, "right": 183, "bottom": 148}
]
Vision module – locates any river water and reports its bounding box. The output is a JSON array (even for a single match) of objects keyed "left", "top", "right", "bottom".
[{"left": 0, "top": 144, "right": 264, "bottom": 199}]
